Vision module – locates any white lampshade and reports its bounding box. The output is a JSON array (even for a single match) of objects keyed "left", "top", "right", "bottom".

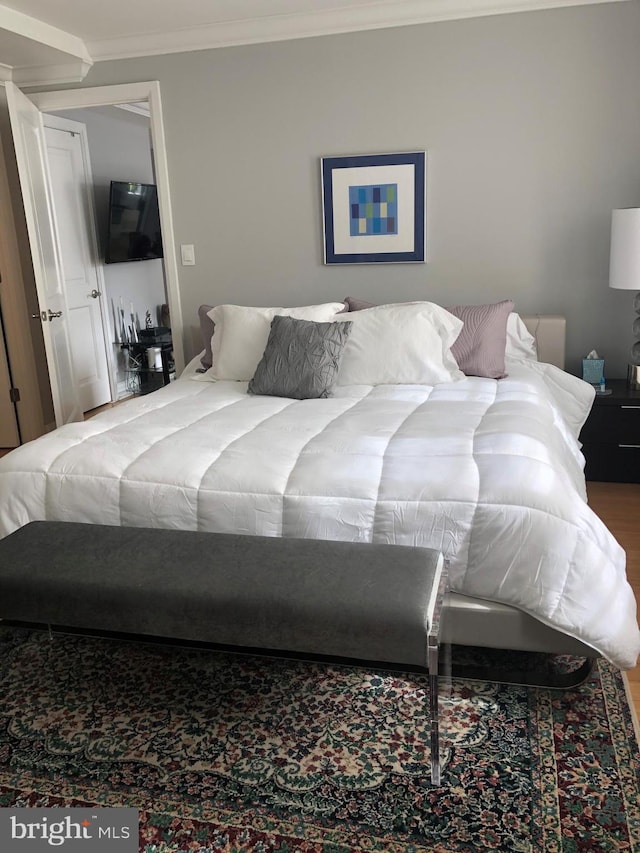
[
  {"left": 610, "top": 208, "right": 640, "bottom": 376},
  {"left": 610, "top": 207, "right": 640, "bottom": 290}
]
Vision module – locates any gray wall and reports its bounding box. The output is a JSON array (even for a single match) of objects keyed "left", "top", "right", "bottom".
[{"left": 34, "top": 2, "right": 640, "bottom": 375}]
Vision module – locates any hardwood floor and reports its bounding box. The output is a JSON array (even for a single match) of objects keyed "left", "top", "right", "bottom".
[
  {"left": 0, "top": 447, "right": 638, "bottom": 712},
  {"left": 84, "top": 397, "right": 132, "bottom": 419},
  {"left": 586, "top": 481, "right": 640, "bottom": 716}
]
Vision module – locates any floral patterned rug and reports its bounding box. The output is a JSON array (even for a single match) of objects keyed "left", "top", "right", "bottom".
[{"left": 0, "top": 627, "right": 638, "bottom": 852}]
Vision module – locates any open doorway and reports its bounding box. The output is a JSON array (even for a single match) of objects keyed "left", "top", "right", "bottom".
[
  {"left": 6, "top": 81, "right": 182, "bottom": 430},
  {"left": 46, "top": 104, "right": 169, "bottom": 404}
]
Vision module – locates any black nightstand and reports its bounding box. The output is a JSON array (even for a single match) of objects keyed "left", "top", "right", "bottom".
[{"left": 579, "top": 379, "right": 640, "bottom": 483}]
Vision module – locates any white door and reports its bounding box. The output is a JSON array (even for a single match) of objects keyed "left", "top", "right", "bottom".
[
  {"left": 43, "top": 119, "right": 112, "bottom": 412},
  {"left": 5, "top": 81, "right": 82, "bottom": 426}
]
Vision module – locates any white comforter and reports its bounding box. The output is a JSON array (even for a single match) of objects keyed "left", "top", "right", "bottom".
[{"left": 1, "top": 358, "right": 638, "bottom": 669}]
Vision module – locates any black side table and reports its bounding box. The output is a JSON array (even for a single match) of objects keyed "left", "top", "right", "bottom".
[
  {"left": 579, "top": 379, "right": 640, "bottom": 483},
  {"left": 122, "top": 336, "right": 174, "bottom": 396}
]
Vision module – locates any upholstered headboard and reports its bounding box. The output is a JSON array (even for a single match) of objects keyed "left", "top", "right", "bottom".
[{"left": 521, "top": 315, "right": 566, "bottom": 370}]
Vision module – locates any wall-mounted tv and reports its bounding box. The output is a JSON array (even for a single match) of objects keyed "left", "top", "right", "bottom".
[{"left": 105, "top": 181, "right": 163, "bottom": 264}]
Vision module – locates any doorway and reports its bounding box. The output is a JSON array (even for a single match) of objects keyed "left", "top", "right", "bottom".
[
  {"left": 6, "top": 80, "right": 183, "bottom": 430},
  {"left": 45, "top": 106, "right": 169, "bottom": 404}
]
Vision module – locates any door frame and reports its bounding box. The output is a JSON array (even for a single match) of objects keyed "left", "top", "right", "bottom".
[
  {"left": 0, "top": 127, "right": 45, "bottom": 441},
  {"left": 42, "top": 112, "right": 116, "bottom": 405},
  {"left": 0, "top": 300, "right": 20, "bottom": 446},
  {"left": 6, "top": 80, "right": 83, "bottom": 426},
  {"left": 29, "top": 81, "right": 184, "bottom": 373}
]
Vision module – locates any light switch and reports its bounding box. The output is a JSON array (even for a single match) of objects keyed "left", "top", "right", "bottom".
[{"left": 181, "top": 244, "right": 195, "bottom": 265}]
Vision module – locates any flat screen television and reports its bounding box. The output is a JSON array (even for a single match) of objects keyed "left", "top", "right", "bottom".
[{"left": 105, "top": 181, "right": 163, "bottom": 264}]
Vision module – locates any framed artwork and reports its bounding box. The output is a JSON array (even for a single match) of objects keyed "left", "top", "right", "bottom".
[{"left": 321, "top": 151, "right": 426, "bottom": 264}]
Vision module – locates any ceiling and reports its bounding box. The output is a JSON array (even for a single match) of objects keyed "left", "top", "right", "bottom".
[{"left": 0, "top": 0, "right": 629, "bottom": 86}]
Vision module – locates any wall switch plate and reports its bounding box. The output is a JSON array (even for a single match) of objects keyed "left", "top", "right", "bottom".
[{"left": 180, "top": 244, "right": 195, "bottom": 265}]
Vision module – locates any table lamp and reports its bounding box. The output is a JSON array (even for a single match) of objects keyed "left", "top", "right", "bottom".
[{"left": 609, "top": 207, "right": 640, "bottom": 387}]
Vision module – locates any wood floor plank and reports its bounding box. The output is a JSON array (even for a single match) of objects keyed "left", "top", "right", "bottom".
[{"left": 587, "top": 482, "right": 640, "bottom": 718}]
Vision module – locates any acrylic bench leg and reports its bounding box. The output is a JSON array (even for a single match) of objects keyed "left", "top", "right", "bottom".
[
  {"left": 427, "top": 564, "right": 450, "bottom": 786},
  {"left": 429, "top": 667, "right": 440, "bottom": 785}
]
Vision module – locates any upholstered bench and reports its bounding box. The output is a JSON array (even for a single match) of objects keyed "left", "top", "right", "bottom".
[{"left": 0, "top": 521, "right": 448, "bottom": 783}]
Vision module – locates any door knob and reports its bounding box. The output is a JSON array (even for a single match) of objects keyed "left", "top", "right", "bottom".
[
  {"left": 31, "top": 312, "right": 46, "bottom": 321},
  {"left": 90, "top": 289, "right": 101, "bottom": 299},
  {"left": 47, "top": 309, "right": 63, "bottom": 321}
]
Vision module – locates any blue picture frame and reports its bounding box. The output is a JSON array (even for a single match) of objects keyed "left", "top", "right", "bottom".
[{"left": 321, "top": 152, "right": 426, "bottom": 264}]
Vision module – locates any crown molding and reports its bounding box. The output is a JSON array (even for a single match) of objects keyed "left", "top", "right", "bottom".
[
  {"left": 0, "top": 4, "right": 91, "bottom": 64},
  {"left": 0, "top": 0, "right": 630, "bottom": 82},
  {"left": 0, "top": 2, "right": 92, "bottom": 85},
  {"left": 10, "top": 59, "right": 92, "bottom": 87},
  {"left": 86, "top": 0, "right": 628, "bottom": 61}
]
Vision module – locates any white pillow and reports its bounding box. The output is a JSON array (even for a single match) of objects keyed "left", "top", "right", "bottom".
[
  {"left": 334, "top": 302, "right": 465, "bottom": 386},
  {"left": 506, "top": 313, "right": 538, "bottom": 361},
  {"left": 208, "top": 302, "right": 346, "bottom": 380}
]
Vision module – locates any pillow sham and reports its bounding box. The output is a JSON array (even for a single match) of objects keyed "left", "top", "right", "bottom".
[
  {"left": 334, "top": 302, "right": 464, "bottom": 386},
  {"left": 198, "top": 304, "right": 215, "bottom": 369},
  {"left": 209, "top": 302, "right": 346, "bottom": 381},
  {"left": 506, "top": 313, "right": 538, "bottom": 360},
  {"left": 344, "top": 296, "right": 538, "bottom": 372},
  {"left": 445, "top": 300, "right": 514, "bottom": 379},
  {"left": 248, "top": 315, "right": 353, "bottom": 399}
]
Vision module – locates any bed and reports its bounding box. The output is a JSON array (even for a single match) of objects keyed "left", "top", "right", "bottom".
[{"left": 0, "top": 300, "right": 638, "bottom": 672}]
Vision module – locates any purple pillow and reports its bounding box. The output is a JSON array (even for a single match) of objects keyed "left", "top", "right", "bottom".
[
  {"left": 344, "top": 296, "right": 377, "bottom": 312},
  {"left": 198, "top": 304, "right": 215, "bottom": 369},
  {"left": 445, "top": 300, "right": 514, "bottom": 379}
]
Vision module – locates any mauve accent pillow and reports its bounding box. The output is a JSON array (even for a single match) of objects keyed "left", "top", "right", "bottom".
[
  {"left": 344, "top": 296, "right": 377, "bottom": 312},
  {"left": 248, "top": 315, "right": 353, "bottom": 399},
  {"left": 445, "top": 300, "right": 514, "bottom": 379},
  {"left": 198, "top": 304, "right": 215, "bottom": 369}
]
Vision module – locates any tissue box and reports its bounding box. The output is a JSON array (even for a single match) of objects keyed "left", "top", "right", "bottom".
[{"left": 582, "top": 358, "right": 604, "bottom": 384}]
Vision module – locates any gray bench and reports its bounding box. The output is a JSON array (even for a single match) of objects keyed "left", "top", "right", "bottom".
[{"left": 0, "top": 520, "right": 447, "bottom": 783}]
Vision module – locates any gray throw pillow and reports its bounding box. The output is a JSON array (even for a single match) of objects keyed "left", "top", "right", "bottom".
[{"left": 248, "top": 315, "right": 352, "bottom": 399}]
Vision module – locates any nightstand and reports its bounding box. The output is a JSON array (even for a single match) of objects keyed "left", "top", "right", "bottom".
[{"left": 580, "top": 379, "right": 640, "bottom": 483}]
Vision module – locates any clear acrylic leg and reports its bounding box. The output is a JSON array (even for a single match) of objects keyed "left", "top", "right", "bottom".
[{"left": 427, "top": 559, "right": 450, "bottom": 786}]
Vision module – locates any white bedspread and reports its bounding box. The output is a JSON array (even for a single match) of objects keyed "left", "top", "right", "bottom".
[{"left": 1, "top": 359, "right": 638, "bottom": 669}]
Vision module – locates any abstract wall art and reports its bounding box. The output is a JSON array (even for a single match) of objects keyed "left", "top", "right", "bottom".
[{"left": 321, "top": 152, "right": 426, "bottom": 264}]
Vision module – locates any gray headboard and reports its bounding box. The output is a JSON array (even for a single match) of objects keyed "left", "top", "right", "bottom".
[{"left": 521, "top": 315, "right": 566, "bottom": 370}]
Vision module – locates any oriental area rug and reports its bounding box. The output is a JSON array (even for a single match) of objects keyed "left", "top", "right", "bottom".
[{"left": 0, "top": 628, "right": 639, "bottom": 852}]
